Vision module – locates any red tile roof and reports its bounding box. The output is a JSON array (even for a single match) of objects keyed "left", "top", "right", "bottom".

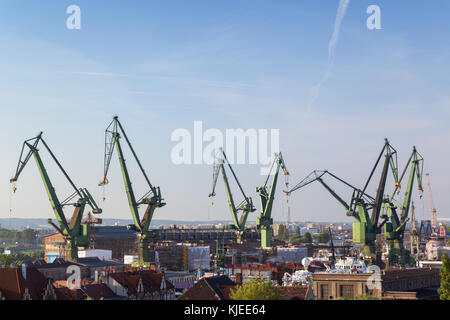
[
  {"left": 179, "top": 276, "right": 236, "bottom": 301},
  {"left": 0, "top": 267, "right": 50, "bottom": 300},
  {"left": 54, "top": 287, "right": 86, "bottom": 300},
  {"left": 218, "top": 285, "right": 236, "bottom": 300},
  {"left": 82, "top": 284, "right": 116, "bottom": 300},
  {"left": 110, "top": 270, "right": 174, "bottom": 294},
  {"left": 55, "top": 283, "right": 117, "bottom": 300}
]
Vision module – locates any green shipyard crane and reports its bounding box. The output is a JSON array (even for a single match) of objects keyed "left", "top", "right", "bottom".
[
  {"left": 256, "top": 152, "right": 289, "bottom": 249},
  {"left": 209, "top": 148, "right": 256, "bottom": 244},
  {"left": 10, "top": 132, "right": 102, "bottom": 261},
  {"left": 285, "top": 139, "right": 399, "bottom": 264},
  {"left": 99, "top": 116, "right": 165, "bottom": 266},
  {"left": 284, "top": 169, "right": 380, "bottom": 259},
  {"left": 383, "top": 146, "right": 423, "bottom": 265}
]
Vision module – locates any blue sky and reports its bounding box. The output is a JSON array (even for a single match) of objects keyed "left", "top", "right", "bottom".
[{"left": 0, "top": 1, "right": 449, "bottom": 224}]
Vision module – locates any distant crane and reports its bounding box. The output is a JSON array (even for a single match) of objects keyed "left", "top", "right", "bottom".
[
  {"left": 410, "top": 201, "right": 420, "bottom": 257},
  {"left": 285, "top": 139, "right": 399, "bottom": 265},
  {"left": 99, "top": 116, "right": 165, "bottom": 266},
  {"left": 10, "top": 132, "right": 102, "bottom": 261},
  {"left": 255, "top": 152, "right": 289, "bottom": 248},
  {"left": 426, "top": 173, "right": 438, "bottom": 234},
  {"left": 328, "top": 227, "right": 336, "bottom": 265},
  {"left": 209, "top": 148, "right": 256, "bottom": 244},
  {"left": 383, "top": 146, "right": 423, "bottom": 265}
]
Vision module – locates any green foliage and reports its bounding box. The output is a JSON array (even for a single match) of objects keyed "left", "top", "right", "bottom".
[
  {"left": 303, "top": 232, "right": 312, "bottom": 244},
  {"left": 289, "top": 234, "right": 302, "bottom": 245},
  {"left": 276, "top": 225, "right": 288, "bottom": 241},
  {"left": 438, "top": 253, "right": 450, "bottom": 300},
  {"left": 0, "top": 254, "right": 14, "bottom": 267},
  {"left": 0, "top": 250, "right": 44, "bottom": 267},
  {"left": 317, "top": 231, "right": 331, "bottom": 244},
  {"left": 0, "top": 228, "right": 43, "bottom": 245},
  {"left": 289, "top": 232, "right": 313, "bottom": 245},
  {"left": 230, "top": 278, "right": 281, "bottom": 300}
]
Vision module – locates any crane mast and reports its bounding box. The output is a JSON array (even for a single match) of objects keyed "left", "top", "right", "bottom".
[
  {"left": 256, "top": 152, "right": 289, "bottom": 249},
  {"left": 410, "top": 201, "right": 420, "bottom": 257},
  {"left": 209, "top": 148, "right": 255, "bottom": 244},
  {"left": 383, "top": 146, "right": 423, "bottom": 265},
  {"left": 99, "top": 116, "right": 165, "bottom": 266},
  {"left": 285, "top": 169, "right": 380, "bottom": 260},
  {"left": 426, "top": 173, "right": 438, "bottom": 234},
  {"left": 10, "top": 132, "right": 101, "bottom": 261}
]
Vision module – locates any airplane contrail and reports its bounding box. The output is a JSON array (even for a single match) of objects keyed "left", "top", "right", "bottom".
[{"left": 307, "top": 0, "right": 350, "bottom": 111}]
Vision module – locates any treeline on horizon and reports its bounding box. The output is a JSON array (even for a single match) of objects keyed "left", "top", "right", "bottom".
[{"left": 0, "top": 228, "right": 46, "bottom": 245}]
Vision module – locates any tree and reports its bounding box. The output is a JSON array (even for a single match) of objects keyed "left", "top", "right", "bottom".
[
  {"left": 230, "top": 278, "right": 281, "bottom": 300},
  {"left": 289, "top": 234, "right": 302, "bottom": 245},
  {"left": 0, "top": 254, "right": 13, "bottom": 267},
  {"left": 303, "top": 232, "right": 312, "bottom": 244},
  {"left": 276, "top": 225, "right": 288, "bottom": 241},
  {"left": 438, "top": 253, "right": 450, "bottom": 300},
  {"left": 317, "top": 231, "right": 330, "bottom": 244}
]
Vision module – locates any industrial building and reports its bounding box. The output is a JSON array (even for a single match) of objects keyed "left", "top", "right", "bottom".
[{"left": 312, "top": 268, "right": 441, "bottom": 300}]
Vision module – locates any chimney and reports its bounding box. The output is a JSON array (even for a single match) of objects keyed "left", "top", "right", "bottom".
[
  {"left": 235, "top": 273, "right": 243, "bottom": 286},
  {"left": 22, "top": 264, "right": 27, "bottom": 280}
]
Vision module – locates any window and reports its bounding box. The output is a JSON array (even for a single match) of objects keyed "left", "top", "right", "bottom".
[
  {"left": 340, "top": 285, "right": 354, "bottom": 299},
  {"left": 320, "top": 284, "right": 329, "bottom": 300},
  {"left": 365, "top": 285, "right": 373, "bottom": 296}
]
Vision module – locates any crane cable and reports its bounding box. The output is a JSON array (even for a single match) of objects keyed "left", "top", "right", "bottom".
[
  {"left": 285, "top": 171, "right": 289, "bottom": 203},
  {"left": 102, "top": 185, "right": 106, "bottom": 202},
  {"left": 9, "top": 183, "right": 16, "bottom": 229}
]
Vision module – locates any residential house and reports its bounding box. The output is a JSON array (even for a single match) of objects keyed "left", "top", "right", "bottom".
[
  {"left": 54, "top": 283, "right": 119, "bottom": 300},
  {"left": 0, "top": 266, "right": 56, "bottom": 300},
  {"left": 178, "top": 276, "right": 236, "bottom": 300},
  {"left": 106, "top": 269, "right": 176, "bottom": 300}
]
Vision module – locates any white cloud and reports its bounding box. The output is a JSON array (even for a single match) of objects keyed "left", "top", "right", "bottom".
[{"left": 307, "top": 0, "right": 350, "bottom": 111}]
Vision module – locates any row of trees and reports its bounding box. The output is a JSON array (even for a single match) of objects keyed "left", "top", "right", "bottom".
[
  {"left": 0, "top": 250, "right": 45, "bottom": 267},
  {"left": 275, "top": 225, "right": 331, "bottom": 245},
  {"left": 0, "top": 228, "right": 44, "bottom": 244}
]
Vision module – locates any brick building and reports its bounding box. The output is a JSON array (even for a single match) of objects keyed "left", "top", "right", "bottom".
[
  {"left": 312, "top": 267, "right": 441, "bottom": 300},
  {"left": 44, "top": 233, "right": 66, "bottom": 262},
  {"left": 43, "top": 226, "right": 137, "bottom": 262},
  {"left": 278, "top": 286, "right": 315, "bottom": 300}
]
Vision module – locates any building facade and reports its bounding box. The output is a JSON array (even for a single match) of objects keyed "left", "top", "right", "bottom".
[{"left": 312, "top": 268, "right": 441, "bottom": 300}]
